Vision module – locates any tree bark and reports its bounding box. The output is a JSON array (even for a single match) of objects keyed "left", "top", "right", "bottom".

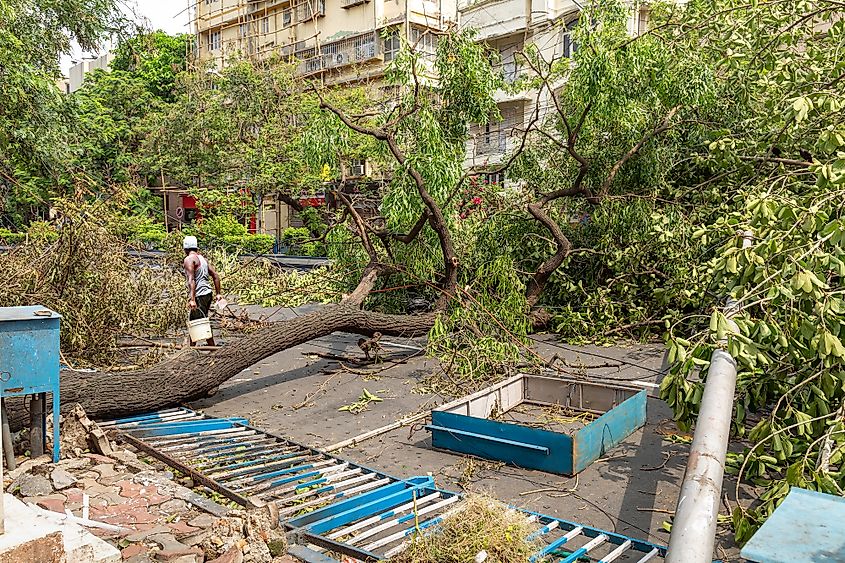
[{"left": 5, "top": 305, "right": 436, "bottom": 431}]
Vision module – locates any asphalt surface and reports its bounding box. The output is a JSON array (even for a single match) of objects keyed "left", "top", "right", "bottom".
[{"left": 190, "top": 303, "right": 741, "bottom": 561}]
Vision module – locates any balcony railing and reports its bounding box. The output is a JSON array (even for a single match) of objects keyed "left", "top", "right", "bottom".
[
  {"left": 341, "top": 0, "right": 370, "bottom": 8},
  {"left": 296, "top": 31, "right": 382, "bottom": 75}
]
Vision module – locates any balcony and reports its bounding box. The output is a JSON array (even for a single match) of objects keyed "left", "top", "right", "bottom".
[
  {"left": 296, "top": 31, "right": 382, "bottom": 75},
  {"left": 341, "top": 0, "right": 370, "bottom": 8}
]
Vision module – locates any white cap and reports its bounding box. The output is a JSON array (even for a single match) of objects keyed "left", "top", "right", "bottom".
[{"left": 183, "top": 235, "right": 198, "bottom": 250}]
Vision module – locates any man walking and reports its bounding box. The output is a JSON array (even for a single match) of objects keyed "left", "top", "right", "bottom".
[{"left": 183, "top": 235, "right": 222, "bottom": 346}]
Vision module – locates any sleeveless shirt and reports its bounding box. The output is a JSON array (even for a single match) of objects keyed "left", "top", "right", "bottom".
[{"left": 188, "top": 253, "right": 213, "bottom": 297}]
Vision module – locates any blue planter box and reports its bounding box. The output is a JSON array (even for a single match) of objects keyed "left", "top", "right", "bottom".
[{"left": 427, "top": 375, "right": 647, "bottom": 475}]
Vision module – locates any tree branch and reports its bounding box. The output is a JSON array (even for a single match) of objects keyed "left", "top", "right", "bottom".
[
  {"left": 599, "top": 105, "right": 681, "bottom": 196},
  {"left": 316, "top": 88, "right": 459, "bottom": 310}
]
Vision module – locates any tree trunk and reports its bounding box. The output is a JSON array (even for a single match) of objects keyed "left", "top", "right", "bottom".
[{"left": 5, "top": 305, "right": 436, "bottom": 431}]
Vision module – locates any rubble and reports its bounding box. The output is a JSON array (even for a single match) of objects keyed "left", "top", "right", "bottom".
[
  {"left": 46, "top": 403, "right": 114, "bottom": 458},
  {"left": 200, "top": 509, "right": 286, "bottom": 563}
]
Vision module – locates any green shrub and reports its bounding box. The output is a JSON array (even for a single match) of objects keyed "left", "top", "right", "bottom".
[
  {"left": 198, "top": 215, "right": 248, "bottom": 241},
  {"left": 281, "top": 227, "right": 326, "bottom": 256},
  {"left": 26, "top": 221, "right": 59, "bottom": 242},
  {"left": 223, "top": 233, "right": 274, "bottom": 254},
  {"left": 0, "top": 228, "right": 25, "bottom": 244}
]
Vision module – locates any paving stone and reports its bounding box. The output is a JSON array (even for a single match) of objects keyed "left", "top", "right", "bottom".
[
  {"left": 84, "top": 453, "right": 117, "bottom": 464},
  {"left": 91, "top": 501, "right": 158, "bottom": 526},
  {"left": 36, "top": 497, "right": 67, "bottom": 514},
  {"left": 79, "top": 477, "right": 121, "bottom": 497},
  {"left": 159, "top": 499, "right": 188, "bottom": 513},
  {"left": 7, "top": 455, "right": 52, "bottom": 480},
  {"left": 16, "top": 473, "right": 54, "bottom": 497},
  {"left": 207, "top": 546, "right": 243, "bottom": 563},
  {"left": 187, "top": 513, "right": 217, "bottom": 529},
  {"left": 117, "top": 480, "right": 145, "bottom": 498},
  {"left": 148, "top": 533, "right": 188, "bottom": 553},
  {"left": 51, "top": 466, "right": 77, "bottom": 490},
  {"left": 56, "top": 456, "right": 92, "bottom": 471},
  {"left": 145, "top": 487, "right": 171, "bottom": 506},
  {"left": 124, "top": 525, "right": 172, "bottom": 543},
  {"left": 178, "top": 529, "right": 211, "bottom": 547},
  {"left": 92, "top": 463, "right": 124, "bottom": 485},
  {"left": 22, "top": 492, "right": 66, "bottom": 504},
  {"left": 154, "top": 547, "right": 204, "bottom": 562},
  {"left": 122, "top": 544, "right": 148, "bottom": 559},
  {"left": 132, "top": 471, "right": 229, "bottom": 517},
  {"left": 168, "top": 520, "right": 199, "bottom": 536}
]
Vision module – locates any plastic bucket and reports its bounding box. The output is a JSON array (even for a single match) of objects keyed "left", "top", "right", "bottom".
[{"left": 187, "top": 317, "right": 213, "bottom": 343}]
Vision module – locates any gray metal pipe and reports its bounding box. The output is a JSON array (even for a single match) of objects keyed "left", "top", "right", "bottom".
[
  {"left": 666, "top": 230, "right": 752, "bottom": 562},
  {"left": 665, "top": 349, "right": 737, "bottom": 562}
]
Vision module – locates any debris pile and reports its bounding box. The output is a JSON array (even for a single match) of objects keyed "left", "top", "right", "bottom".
[
  {"left": 4, "top": 405, "right": 291, "bottom": 562},
  {"left": 389, "top": 495, "right": 540, "bottom": 563}
]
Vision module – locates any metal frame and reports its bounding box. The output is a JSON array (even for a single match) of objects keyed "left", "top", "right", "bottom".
[
  {"left": 427, "top": 374, "right": 648, "bottom": 475},
  {"left": 284, "top": 477, "right": 667, "bottom": 562},
  {"left": 105, "top": 409, "right": 403, "bottom": 511},
  {"left": 106, "top": 408, "right": 666, "bottom": 562}
]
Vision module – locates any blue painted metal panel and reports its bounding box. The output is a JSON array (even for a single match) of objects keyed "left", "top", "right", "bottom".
[
  {"left": 130, "top": 417, "right": 249, "bottom": 438},
  {"left": 740, "top": 487, "right": 845, "bottom": 562},
  {"left": 430, "top": 410, "right": 574, "bottom": 474},
  {"left": 286, "top": 477, "right": 434, "bottom": 532},
  {"left": 524, "top": 510, "right": 666, "bottom": 558},
  {"left": 112, "top": 409, "right": 667, "bottom": 563},
  {"left": 0, "top": 305, "right": 61, "bottom": 462},
  {"left": 573, "top": 389, "right": 647, "bottom": 473},
  {"left": 0, "top": 306, "right": 61, "bottom": 395},
  {"left": 108, "top": 409, "right": 405, "bottom": 511}
]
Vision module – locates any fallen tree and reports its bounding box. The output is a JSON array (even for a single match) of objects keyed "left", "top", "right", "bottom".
[{"left": 6, "top": 305, "right": 435, "bottom": 430}]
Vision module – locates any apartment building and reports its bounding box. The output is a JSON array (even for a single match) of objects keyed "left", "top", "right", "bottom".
[
  {"left": 462, "top": 0, "right": 650, "bottom": 172},
  {"left": 195, "top": 0, "right": 457, "bottom": 85}
]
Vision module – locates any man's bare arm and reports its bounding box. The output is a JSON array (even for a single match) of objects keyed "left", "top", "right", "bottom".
[
  {"left": 208, "top": 262, "right": 222, "bottom": 296},
  {"left": 184, "top": 255, "right": 198, "bottom": 308}
]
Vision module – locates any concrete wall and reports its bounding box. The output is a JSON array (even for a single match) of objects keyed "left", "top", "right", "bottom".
[{"left": 67, "top": 52, "right": 114, "bottom": 93}]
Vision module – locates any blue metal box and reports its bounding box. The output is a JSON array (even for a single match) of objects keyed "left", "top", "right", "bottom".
[
  {"left": 427, "top": 374, "right": 647, "bottom": 475},
  {"left": 0, "top": 305, "right": 61, "bottom": 461}
]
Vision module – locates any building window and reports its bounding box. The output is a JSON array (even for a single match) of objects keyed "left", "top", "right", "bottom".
[
  {"left": 283, "top": 9, "right": 292, "bottom": 26},
  {"left": 410, "top": 27, "right": 438, "bottom": 54},
  {"left": 349, "top": 159, "right": 366, "bottom": 177},
  {"left": 499, "top": 42, "right": 520, "bottom": 82},
  {"left": 261, "top": 17, "right": 270, "bottom": 35},
  {"left": 209, "top": 30, "right": 222, "bottom": 51},
  {"left": 205, "top": 0, "right": 215, "bottom": 4},
  {"left": 562, "top": 18, "right": 579, "bottom": 58},
  {"left": 383, "top": 30, "right": 401, "bottom": 62},
  {"left": 239, "top": 23, "right": 249, "bottom": 38}
]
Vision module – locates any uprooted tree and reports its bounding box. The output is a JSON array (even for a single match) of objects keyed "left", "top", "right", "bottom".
[
  {"left": 5, "top": 2, "right": 715, "bottom": 426},
  {"left": 3, "top": 3, "right": 715, "bottom": 421}
]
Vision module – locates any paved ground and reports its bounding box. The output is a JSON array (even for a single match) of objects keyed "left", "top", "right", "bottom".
[{"left": 191, "top": 304, "right": 741, "bottom": 561}]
